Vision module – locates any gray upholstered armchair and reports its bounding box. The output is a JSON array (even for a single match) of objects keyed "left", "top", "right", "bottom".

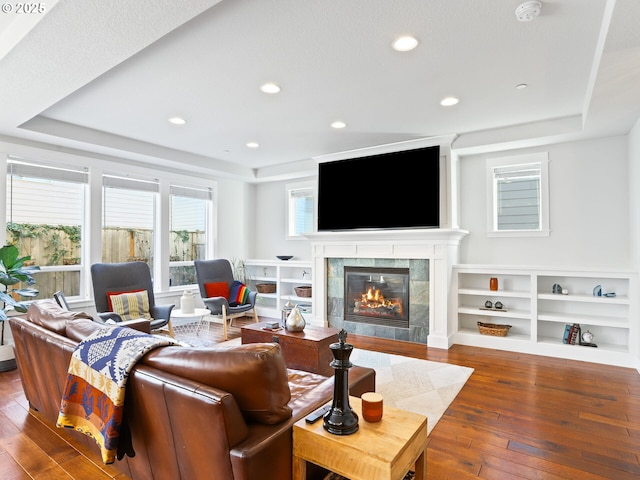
[
  {"left": 194, "top": 259, "right": 258, "bottom": 340},
  {"left": 90, "top": 261, "right": 174, "bottom": 335}
]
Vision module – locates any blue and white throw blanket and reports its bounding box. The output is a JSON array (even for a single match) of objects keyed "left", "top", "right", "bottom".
[{"left": 56, "top": 326, "right": 178, "bottom": 464}]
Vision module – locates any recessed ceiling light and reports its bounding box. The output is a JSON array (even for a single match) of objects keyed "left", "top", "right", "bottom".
[
  {"left": 246, "top": 142, "right": 260, "bottom": 148},
  {"left": 516, "top": 83, "right": 528, "bottom": 90},
  {"left": 260, "top": 83, "right": 281, "bottom": 94},
  {"left": 331, "top": 121, "right": 347, "bottom": 129},
  {"left": 392, "top": 36, "right": 419, "bottom": 52},
  {"left": 440, "top": 96, "right": 459, "bottom": 107},
  {"left": 168, "top": 117, "right": 186, "bottom": 125}
]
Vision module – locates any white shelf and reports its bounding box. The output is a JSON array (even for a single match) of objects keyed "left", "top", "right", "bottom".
[
  {"left": 281, "top": 277, "right": 312, "bottom": 285},
  {"left": 538, "top": 293, "right": 630, "bottom": 304},
  {"left": 459, "top": 288, "right": 530, "bottom": 298},
  {"left": 458, "top": 306, "right": 530, "bottom": 319},
  {"left": 245, "top": 259, "right": 313, "bottom": 322},
  {"left": 452, "top": 265, "right": 637, "bottom": 368},
  {"left": 537, "top": 312, "right": 628, "bottom": 327}
]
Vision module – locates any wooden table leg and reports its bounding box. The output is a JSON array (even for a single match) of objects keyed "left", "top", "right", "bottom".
[
  {"left": 413, "top": 450, "right": 426, "bottom": 480},
  {"left": 293, "top": 454, "right": 307, "bottom": 480}
]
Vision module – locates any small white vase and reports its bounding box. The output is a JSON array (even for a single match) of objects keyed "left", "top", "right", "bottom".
[
  {"left": 286, "top": 305, "right": 306, "bottom": 332},
  {"left": 180, "top": 290, "right": 195, "bottom": 314}
]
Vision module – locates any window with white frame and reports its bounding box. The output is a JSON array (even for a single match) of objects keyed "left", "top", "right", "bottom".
[
  {"left": 169, "top": 185, "right": 212, "bottom": 287},
  {"left": 102, "top": 174, "right": 157, "bottom": 270},
  {"left": 5, "top": 158, "right": 87, "bottom": 299},
  {"left": 287, "top": 181, "right": 315, "bottom": 238},
  {"left": 487, "top": 152, "right": 549, "bottom": 236}
]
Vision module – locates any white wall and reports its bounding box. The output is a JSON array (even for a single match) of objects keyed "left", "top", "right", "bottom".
[
  {"left": 629, "top": 119, "right": 640, "bottom": 271},
  {"left": 253, "top": 178, "right": 315, "bottom": 261},
  {"left": 215, "top": 179, "right": 256, "bottom": 261},
  {"left": 458, "top": 136, "right": 630, "bottom": 269},
  {"left": 252, "top": 136, "right": 633, "bottom": 270}
]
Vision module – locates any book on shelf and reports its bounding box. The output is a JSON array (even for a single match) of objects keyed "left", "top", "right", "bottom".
[
  {"left": 562, "top": 323, "right": 581, "bottom": 345},
  {"left": 562, "top": 324, "right": 572, "bottom": 344}
]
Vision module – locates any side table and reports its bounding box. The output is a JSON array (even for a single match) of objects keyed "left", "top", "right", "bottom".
[
  {"left": 293, "top": 396, "right": 427, "bottom": 480},
  {"left": 170, "top": 308, "right": 211, "bottom": 337}
]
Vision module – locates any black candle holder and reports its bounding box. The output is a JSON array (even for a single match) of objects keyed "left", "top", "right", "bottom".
[{"left": 323, "top": 329, "right": 359, "bottom": 435}]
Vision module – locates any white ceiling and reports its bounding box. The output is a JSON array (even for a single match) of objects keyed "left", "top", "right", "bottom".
[{"left": 1, "top": 0, "right": 639, "bottom": 182}]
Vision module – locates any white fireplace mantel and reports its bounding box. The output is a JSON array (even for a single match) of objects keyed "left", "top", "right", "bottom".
[{"left": 306, "top": 228, "right": 468, "bottom": 349}]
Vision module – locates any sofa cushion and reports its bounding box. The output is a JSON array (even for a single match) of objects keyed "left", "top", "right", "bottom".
[
  {"left": 25, "top": 299, "right": 94, "bottom": 335},
  {"left": 142, "top": 342, "right": 292, "bottom": 424}
]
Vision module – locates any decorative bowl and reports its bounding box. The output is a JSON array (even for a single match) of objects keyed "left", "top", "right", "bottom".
[{"left": 276, "top": 255, "right": 293, "bottom": 261}]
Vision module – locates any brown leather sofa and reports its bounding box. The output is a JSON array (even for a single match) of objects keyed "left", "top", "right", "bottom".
[{"left": 9, "top": 300, "right": 376, "bottom": 480}]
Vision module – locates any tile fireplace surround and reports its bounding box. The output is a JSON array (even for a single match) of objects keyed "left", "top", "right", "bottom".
[
  {"left": 306, "top": 229, "right": 468, "bottom": 348},
  {"left": 328, "top": 258, "right": 428, "bottom": 343}
]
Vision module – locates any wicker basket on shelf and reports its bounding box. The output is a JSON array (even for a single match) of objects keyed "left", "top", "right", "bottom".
[
  {"left": 256, "top": 283, "right": 276, "bottom": 294},
  {"left": 294, "top": 286, "right": 312, "bottom": 298},
  {"left": 477, "top": 321, "right": 511, "bottom": 337}
]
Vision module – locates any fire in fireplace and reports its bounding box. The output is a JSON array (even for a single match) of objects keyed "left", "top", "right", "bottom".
[{"left": 344, "top": 266, "right": 410, "bottom": 328}]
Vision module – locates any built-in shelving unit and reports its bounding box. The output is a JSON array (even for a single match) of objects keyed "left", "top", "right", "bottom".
[
  {"left": 244, "top": 259, "right": 313, "bottom": 321},
  {"left": 451, "top": 265, "right": 637, "bottom": 368}
]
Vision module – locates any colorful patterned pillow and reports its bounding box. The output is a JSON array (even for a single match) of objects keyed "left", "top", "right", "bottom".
[
  {"left": 204, "top": 281, "right": 230, "bottom": 299},
  {"left": 109, "top": 290, "right": 152, "bottom": 320},
  {"left": 229, "top": 280, "right": 251, "bottom": 306}
]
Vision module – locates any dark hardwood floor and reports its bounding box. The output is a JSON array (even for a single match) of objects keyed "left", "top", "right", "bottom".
[{"left": 1, "top": 316, "right": 639, "bottom": 479}]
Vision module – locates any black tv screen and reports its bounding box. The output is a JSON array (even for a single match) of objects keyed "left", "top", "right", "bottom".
[{"left": 317, "top": 145, "right": 440, "bottom": 231}]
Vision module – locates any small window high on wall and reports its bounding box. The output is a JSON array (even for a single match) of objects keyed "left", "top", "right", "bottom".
[
  {"left": 287, "top": 181, "right": 315, "bottom": 238},
  {"left": 487, "top": 152, "right": 549, "bottom": 237}
]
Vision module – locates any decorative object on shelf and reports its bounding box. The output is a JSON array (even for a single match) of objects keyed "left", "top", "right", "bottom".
[
  {"left": 285, "top": 304, "right": 306, "bottom": 332},
  {"left": 361, "top": 392, "right": 384, "bottom": 423},
  {"left": 276, "top": 255, "right": 293, "bottom": 261},
  {"left": 180, "top": 290, "right": 195, "bottom": 314},
  {"left": 562, "top": 288, "right": 569, "bottom": 295},
  {"left": 593, "top": 284, "right": 602, "bottom": 296},
  {"left": 480, "top": 300, "right": 507, "bottom": 312},
  {"left": 562, "top": 323, "right": 582, "bottom": 344},
  {"left": 489, "top": 277, "right": 498, "bottom": 291},
  {"left": 323, "top": 329, "right": 359, "bottom": 435},
  {"left": 294, "top": 285, "right": 312, "bottom": 298},
  {"left": 604, "top": 292, "right": 616, "bottom": 297},
  {"left": 255, "top": 283, "right": 276, "bottom": 294},
  {"left": 477, "top": 321, "right": 511, "bottom": 337},
  {"left": 552, "top": 283, "right": 563, "bottom": 294},
  {"left": 281, "top": 300, "right": 295, "bottom": 327},
  {"left": 581, "top": 330, "right": 594, "bottom": 344}
]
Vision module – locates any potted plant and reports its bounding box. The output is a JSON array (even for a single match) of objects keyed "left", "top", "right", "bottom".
[{"left": 0, "top": 244, "right": 40, "bottom": 372}]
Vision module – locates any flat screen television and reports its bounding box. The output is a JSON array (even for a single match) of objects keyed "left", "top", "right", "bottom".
[{"left": 317, "top": 145, "right": 440, "bottom": 231}]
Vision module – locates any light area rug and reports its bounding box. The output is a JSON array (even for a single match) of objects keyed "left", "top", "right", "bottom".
[
  {"left": 348, "top": 349, "right": 473, "bottom": 435},
  {"left": 214, "top": 337, "right": 473, "bottom": 436}
]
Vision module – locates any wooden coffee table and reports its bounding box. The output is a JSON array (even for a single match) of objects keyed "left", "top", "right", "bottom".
[
  {"left": 293, "top": 396, "right": 427, "bottom": 480},
  {"left": 241, "top": 322, "right": 339, "bottom": 376}
]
